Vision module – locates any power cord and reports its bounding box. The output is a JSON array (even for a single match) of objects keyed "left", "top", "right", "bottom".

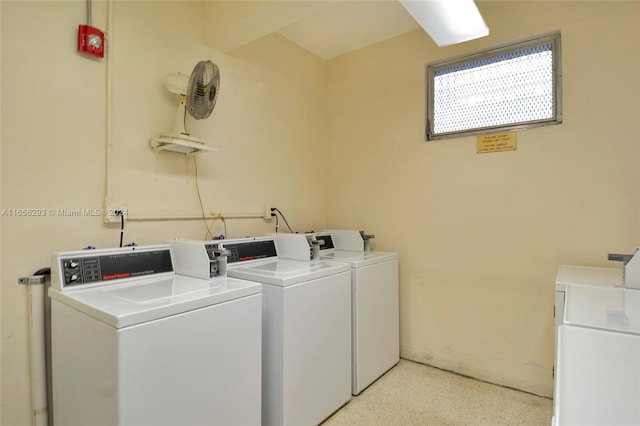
[
  {"left": 119, "top": 212, "right": 124, "bottom": 247},
  {"left": 271, "top": 211, "right": 279, "bottom": 233},
  {"left": 193, "top": 156, "right": 216, "bottom": 240},
  {"left": 111, "top": 209, "right": 126, "bottom": 247},
  {"left": 270, "top": 207, "right": 294, "bottom": 233},
  {"left": 204, "top": 213, "right": 227, "bottom": 241}
]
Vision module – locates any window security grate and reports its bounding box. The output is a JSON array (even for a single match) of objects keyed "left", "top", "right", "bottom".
[{"left": 426, "top": 33, "right": 561, "bottom": 140}]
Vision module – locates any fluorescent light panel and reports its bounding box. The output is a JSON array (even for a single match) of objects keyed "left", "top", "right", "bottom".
[{"left": 399, "top": 0, "right": 489, "bottom": 47}]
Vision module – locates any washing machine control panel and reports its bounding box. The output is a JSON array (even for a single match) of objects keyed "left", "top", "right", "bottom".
[
  {"left": 225, "top": 239, "right": 277, "bottom": 264},
  {"left": 53, "top": 246, "right": 174, "bottom": 290}
]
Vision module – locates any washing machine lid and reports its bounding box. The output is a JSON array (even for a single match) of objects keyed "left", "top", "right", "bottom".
[
  {"left": 555, "top": 325, "right": 640, "bottom": 425},
  {"left": 49, "top": 274, "right": 261, "bottom": 328},
  {"left": 227, "top": 258, "right": 349, "bottom": 287},
  {"left": 319, "top": 250, "right": 397, "bottom": 268},
  {"left": 564, "top": 284, "right": 640, "bottom": 335},
  {"left": 556, "top": 265, "right": 622, "bottom": 292}
]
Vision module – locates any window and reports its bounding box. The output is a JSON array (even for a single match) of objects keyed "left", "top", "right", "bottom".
[{"left": 426, "top": 32, "right": 562, "bottom": 140}]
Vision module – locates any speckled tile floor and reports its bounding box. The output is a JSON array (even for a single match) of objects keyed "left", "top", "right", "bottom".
[{"left": 322, "top": 359, "right": 553, "bottom": 426}]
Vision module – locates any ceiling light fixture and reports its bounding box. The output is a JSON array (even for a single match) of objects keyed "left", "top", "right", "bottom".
[{"left": 398, "top": 0, "right": 489, "bottom": 47}]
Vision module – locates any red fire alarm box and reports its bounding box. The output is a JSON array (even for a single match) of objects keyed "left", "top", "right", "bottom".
[{"left": 78, "top": 25, "right": 104, "bottom": 58}]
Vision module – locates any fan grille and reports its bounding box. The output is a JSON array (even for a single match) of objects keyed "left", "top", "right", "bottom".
[{"left": 187, "top": 60, "right": 220, "bottom": 120}]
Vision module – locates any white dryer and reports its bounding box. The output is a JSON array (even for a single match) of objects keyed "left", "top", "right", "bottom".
[
  {"left": 224, "top": 235, "right": 352, "bottom": 426},
  {"left": 555, "top": 265, "right": 622, "bottom": 341},
  {"left": 49, "top": 244, "right": 262, "bottom": 426},
  {"left": 554, "top": 265, "right": 622, "bottom": 384},
  {"left": 554, "top": 284, "right": 640, "bottom": 425},
  {"left": 318, "top": 230, "right": 399, "bottom": 395}
]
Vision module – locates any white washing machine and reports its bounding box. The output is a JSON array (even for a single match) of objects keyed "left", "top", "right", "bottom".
[
  {"left": 223, "top": 235, "right": 352, "bottom": 426},
  {"left": 318, "top": 230, "right": 399, "bottom": 395},
  {"left": 49, "top": 244, "right": 262, "bottom": 426},
  {"left": 553, "top": 283, "right": 640, "bottom": 425}
]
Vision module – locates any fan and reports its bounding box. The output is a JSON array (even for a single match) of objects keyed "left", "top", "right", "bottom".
[{"left": 151, "top": 60, "right": 220, "bottom": 153}]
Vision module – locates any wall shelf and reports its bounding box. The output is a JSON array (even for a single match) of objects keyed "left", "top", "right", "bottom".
[{"left": 149, "top": 136, "right": 218, "bottom": 156}]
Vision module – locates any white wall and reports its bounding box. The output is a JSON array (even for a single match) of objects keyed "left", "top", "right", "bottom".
[
  {"left": 0, "top": 2, "right": 327, "bottom": 424},
  {"left": 325, "top": 0, "right": 640, "bottom": 397}
]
